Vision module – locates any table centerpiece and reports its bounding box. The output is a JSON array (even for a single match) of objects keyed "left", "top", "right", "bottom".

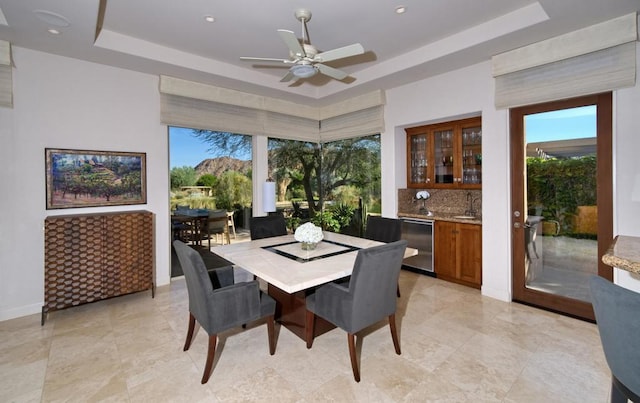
[{"left": 294, "top": 222, "right": 324, "bottom": 250}]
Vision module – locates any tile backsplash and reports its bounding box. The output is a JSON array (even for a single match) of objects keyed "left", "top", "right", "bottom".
[{"left": 398, "top": 188, "right": 482, "bottom": 217}]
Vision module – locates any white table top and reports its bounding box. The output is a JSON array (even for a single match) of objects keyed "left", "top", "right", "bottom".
[{"left": 213, "top": 231, "right": 417, "bottom": 294}]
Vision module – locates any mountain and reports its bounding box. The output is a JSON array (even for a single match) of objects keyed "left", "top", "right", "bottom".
[{"left": 194, "top": 156, "right": 251, "bottom": 177}]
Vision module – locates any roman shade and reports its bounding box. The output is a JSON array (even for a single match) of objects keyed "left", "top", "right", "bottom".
[
  {"left": 160, "top": 93, "right": 320, "bottom": 141},
  {"left": 159, "top": 75, "right": 385, "bottom": 142},
  {"left": 0, "top": 40, "right": 12, "bottom": 108},
  {"left": 492, "top": 13, "right": 638, "bottom": 109},
  {"left": 319, "top": 90, "right": 385, "bottom": 142}
]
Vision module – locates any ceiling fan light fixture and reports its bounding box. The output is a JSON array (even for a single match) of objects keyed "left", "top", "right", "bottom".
[{"left": 290, "top": 64, "right": 317, "bottom": 78}]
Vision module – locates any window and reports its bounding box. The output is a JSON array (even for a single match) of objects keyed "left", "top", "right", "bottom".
[{"left": 268, "top": 135, "right": 381, "bottom": 234}]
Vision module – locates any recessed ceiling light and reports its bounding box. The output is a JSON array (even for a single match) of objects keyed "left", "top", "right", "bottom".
[
  {"left": 33, "top": 9, "right": 70, "bottom": 27},
  {"left": 47, "top": 28, "right": 61, "bottom": 35},
  {"left": 395, "top": 6, "right": 407, "bottom": 14},
  {"left": 204, "top": 15, "right": 215, "bottom": 23}
]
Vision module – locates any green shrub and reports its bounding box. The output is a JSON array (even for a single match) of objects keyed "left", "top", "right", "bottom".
[
  {"left": 330, "top": 203, "right": 355, "bottom": 230},
  {"left": 527, "top": 155, "right": 596, "bottom": 236},
  {"left": 311, "top": 210, "right": 341, "bottom": 232}
]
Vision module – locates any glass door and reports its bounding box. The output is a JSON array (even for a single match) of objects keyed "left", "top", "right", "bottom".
[{"left": 510, "top": 93, "right": 612, "bottom": 321}]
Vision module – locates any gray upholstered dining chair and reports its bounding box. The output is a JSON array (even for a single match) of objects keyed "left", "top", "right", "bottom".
[
  {"left": 365, "top": 215, "right": 402, "bottom": 244},
  {"left": 305, "top": 239, "right": 408, "bottom": 382},
  {"left": 172, "top": 240, "right": 277, "bottom": 384},
  {"left": 589, "top": 276, "right": 640, "bottom": 403},
  {"left": 364, "top": 215, "right": 403, "bottom": 297},
  {"left": 250, "top": 215, "right": 288, "bottom": 240}
]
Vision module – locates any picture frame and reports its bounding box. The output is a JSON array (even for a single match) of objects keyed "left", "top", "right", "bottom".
[{"left": 45, "top": 148, "right": 147, "bottom": 209}]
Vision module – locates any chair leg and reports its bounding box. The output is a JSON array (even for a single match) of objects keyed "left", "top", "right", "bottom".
[
  {"left": 389, "top": 314, "right": 401, "bottom": 355},
  {"left": 305, "top": 310, "right": 315, "bottom": 349},
  {"left": 611, "top": 380, "right": 626, "bottom": 403},
  {"left": 267, "top": 315, "right": 276, "bottom": 355},
  {"left": 201, "top": 334, "right": 217, "bottom": 384},
  {"left": 347, "top": 333, "right": 360, "bottom": 382},
  {"left": 611, "top": 375, "right": 638, "bottom": 403},
  {"left": 183, "top": 313, "right": 196, "bottom": 351}
]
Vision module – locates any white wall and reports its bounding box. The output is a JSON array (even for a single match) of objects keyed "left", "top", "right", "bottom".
[
  {"left": 2, "top": 44, "right": 639, "bottom": 321},
  {"left": 0, "top": 48, "right": 171, "bottom": 320},
  {"left": 383, "top": 61, "right": 512, "bottom": 301},
  {"left": 611, "top": 46, "right": 640, "bottom": 292},
  {"left": 382, "top": 49, "right": 640, "bottom": 299}
]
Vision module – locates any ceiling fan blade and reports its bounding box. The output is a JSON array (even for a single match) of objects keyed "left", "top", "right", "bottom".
[
  {"left": 315, "top": 43, "right": 364, "bottom": 63},
  {"left": 277, "top": 29, "right": 305, "bottom": 57},
  {"left": 240, "top": 57, "right": 290, "bottom": 63},
  {"left": 316, "top": 63, "right": 348, "bottom": 80},
  {"left": 280, "top": 71, "right": 296, "bottom": 82}
]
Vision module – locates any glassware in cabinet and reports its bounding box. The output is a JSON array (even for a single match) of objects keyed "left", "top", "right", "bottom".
[
  {"left": 434, "top": 129, "right": 454, "bottom": 185},
  {"left": 461, "top": 125, "right": 482, "bottom": 186},
  {"left": 408, "top": 133, "right": 429, "bottom": 186},
  {"left": 406, "top": 116, "right": 482, "bottom": 189}
]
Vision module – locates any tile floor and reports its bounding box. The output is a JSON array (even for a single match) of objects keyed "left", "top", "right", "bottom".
[{"left": 1, "top": 270, "right": 611, "bottom": 402}]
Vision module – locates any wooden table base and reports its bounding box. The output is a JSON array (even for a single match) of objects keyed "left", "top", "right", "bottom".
[{"left": 267, "top": 284, "right": 335, "bottom": 341}]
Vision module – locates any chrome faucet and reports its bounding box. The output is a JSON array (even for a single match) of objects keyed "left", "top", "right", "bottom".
[{"left": 465, "top": 192, "right": 479, "bottom": 217}]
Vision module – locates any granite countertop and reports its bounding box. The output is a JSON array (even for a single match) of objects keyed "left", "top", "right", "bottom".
[
  {"left": 398, "top": 212, "right": 482, "bottom": 224},
  {"left": 602, "top": 235, "right": 640, "bottom": 274}
]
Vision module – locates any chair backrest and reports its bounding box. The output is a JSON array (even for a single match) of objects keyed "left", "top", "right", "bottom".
[
  {"left": 250, "top": 215, "right": 287, "bottom": 240},
  {"left": 364, "top": 215, "right": 402, "bottom": 243},
  {"left": 589, "top": 276, "right": 640, "bottom": 396},
  {"left": 207, "top": 209, "right": 227, "bottom": 233},
  {"left": 347, "top": 239, "right": 408, "bottom": 333},
  {"left": 172, "top": 240, "right": 216, "bottom": 329}
]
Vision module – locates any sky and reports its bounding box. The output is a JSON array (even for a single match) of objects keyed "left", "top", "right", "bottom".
[
  {"left": 169, "top": 105, "right": 597, "bottom": 168},
  {"left": 169, "top": 127, "right": 250, "bottom": 169},
  {"left": 525, "top": 105, "right": 596, "bottom": 143}
]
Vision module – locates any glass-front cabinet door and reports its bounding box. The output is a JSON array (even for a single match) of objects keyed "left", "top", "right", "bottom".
[
  {"left": 406, "top": 116, "right": 481, "bottom": 189},
  {"left": 434, "top": 128, "right": 455, "bottom": 185},
  {"left": 461, "top": 122, "right": 482, "bottom": 187},
  {"left": 407, "top": 132, "right": 429, "bottom": 186}
]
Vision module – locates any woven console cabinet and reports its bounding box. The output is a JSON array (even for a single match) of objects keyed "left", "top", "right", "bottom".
[{"left": 43, "top": 210, "right": 154, "bottom": 324}]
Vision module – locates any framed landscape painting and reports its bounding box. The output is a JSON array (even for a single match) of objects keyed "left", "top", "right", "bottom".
[{"left": 45, "top": 148, "right": 147, "bottom": 209}]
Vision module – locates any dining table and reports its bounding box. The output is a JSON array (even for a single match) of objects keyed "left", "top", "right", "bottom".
[
  {"left": 213, "top": 231, "right": 417, "bottom": 341},
  {"left": 171, "top": 209, "right": 209, "bottom": 246}
]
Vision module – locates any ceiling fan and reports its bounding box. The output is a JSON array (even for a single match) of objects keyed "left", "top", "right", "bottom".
[{"left": 240, "top": 9, "right": 365, "bottom": 82}]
